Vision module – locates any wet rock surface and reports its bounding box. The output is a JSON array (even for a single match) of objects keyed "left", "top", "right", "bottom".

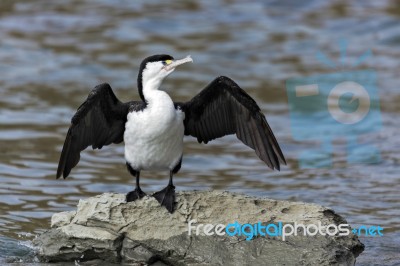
[{"left": 33, "top": 191, "right": 364, "bottom": 265}]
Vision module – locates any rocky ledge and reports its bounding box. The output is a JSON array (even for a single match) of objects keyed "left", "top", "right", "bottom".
[{"left": 33, "top": 191, "right": 364, "bottom": 265}]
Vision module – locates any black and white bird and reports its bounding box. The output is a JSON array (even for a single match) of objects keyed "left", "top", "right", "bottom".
[{"left": 56, "top": 54, "right": 286, "bottom": 213}]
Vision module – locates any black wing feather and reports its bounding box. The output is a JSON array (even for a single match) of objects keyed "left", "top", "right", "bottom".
[
  {"left": 57, "top": 83, "right": 144, "bottom": 179},
  {"left": 177, "top": 76, "right": 286, "bottom": 170}
]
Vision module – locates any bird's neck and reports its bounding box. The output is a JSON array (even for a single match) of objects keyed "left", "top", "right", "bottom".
[
  {"left": 142, "top": 79, "right": 172, "bottom": 108},
  {"left": 143, "top": 77, "right": 162, "bottom": 95}
]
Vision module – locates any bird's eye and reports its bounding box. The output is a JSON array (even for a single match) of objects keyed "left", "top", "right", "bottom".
[{"left": 162, "top": 60, "right": 173, "bottom": 65}]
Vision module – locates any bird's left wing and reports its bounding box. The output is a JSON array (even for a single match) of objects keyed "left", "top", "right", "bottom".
[
  {"left": 176, "top": 76, "right": 286, "bottom": 170},
  {"left": 57, "top": 83, "right": 144, "bottom": 179}
]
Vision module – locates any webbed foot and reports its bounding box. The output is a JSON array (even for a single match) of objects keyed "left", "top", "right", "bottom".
[
  {"left": 153, "top": 185, "right": 176, "bottom": 213},
  {"left": 126, "top": 187, "right": 146, "bottom": 202}
]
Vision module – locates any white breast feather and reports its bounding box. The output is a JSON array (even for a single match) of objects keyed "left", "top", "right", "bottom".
[{"left": 124, "top": 92, "right": 185, "bottom": 171}]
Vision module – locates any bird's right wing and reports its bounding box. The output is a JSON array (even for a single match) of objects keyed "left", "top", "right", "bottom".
[{"left": 56, "top": 83, "right": 144, "bottom": 179}]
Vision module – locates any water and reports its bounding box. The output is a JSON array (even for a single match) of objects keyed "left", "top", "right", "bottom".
[{"left": 0, "top": 0, "right": 399, "bottom": 264}]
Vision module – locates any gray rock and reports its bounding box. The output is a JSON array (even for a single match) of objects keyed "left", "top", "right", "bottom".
[{"left": 33, "top": 191, "right": 364, "bottom": 265}]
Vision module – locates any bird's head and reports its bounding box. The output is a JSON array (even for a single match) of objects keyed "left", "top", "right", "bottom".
[{"left": 138, "top": 54, "right": 193, "bottom": 101}]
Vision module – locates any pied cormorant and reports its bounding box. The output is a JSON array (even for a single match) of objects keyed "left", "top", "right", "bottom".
[{"left": 56, "top": 54, "right": 286, "bottom": 213}]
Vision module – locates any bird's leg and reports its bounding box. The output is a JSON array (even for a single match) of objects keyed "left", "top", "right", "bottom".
[
  {"left": 153, "top": 171, "right": 176, "bottom": 213},
  {"left": 126, "top": 163, "right": 146, "bottom": 202}
]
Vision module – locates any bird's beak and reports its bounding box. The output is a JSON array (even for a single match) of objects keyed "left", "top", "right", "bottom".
[{"left": 164, "top": 55, "right": 193, "bottom": 71}]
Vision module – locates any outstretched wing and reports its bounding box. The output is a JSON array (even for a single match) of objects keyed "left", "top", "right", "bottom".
[
  {"left": 56, "top": 83, "right": 144, "bottom": 179},
  {"left": 177, "top": 76, "right": 286, "bottom": 170}
]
